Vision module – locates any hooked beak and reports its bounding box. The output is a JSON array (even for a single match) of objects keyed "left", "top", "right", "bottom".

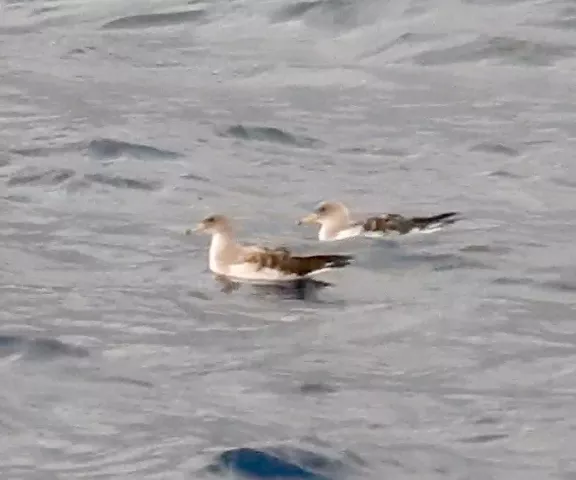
[
  {"left": 297, "top": 213, "right": 319, "bottom": 225},
  {"left": 186, "top": 222, "right": 206, "bottom": 235}
]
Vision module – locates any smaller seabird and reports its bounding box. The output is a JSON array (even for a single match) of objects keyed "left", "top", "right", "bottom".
[
  {"left": 298, "top": 201, "right": 461, "bottom": 241},
  {"left": 193, "top": 214, "right": 354, "bottom": 291}
]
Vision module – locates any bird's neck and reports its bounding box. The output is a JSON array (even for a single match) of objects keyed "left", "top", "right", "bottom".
[
  {"left": 319, "top": 214, "right": 349, "bottom": 241},
  {"left": 208, "top": 230, "right": 236, "bottom": 273}
]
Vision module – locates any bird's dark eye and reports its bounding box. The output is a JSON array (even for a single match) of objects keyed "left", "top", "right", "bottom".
[
  {"left": 316, "top": 206, "right": 326, "bottom": 214},
  {"left": 205, "top": 216, "right": 215, "bottom": 223}
]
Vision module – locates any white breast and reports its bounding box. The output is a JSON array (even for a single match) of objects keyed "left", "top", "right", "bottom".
[
  {"left": 331, "top": 225, "right": 363, "bottom": 241},
  {"left": 209, "top": 233, "right": 236, "bottom": 274}
]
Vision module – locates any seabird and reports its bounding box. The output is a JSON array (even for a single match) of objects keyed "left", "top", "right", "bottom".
[
  {"left": 192, "top": 214, "right": 354, "bottom": 291},
  {"left": 298, "top": 201, "right": 461, "bottom": 241}
]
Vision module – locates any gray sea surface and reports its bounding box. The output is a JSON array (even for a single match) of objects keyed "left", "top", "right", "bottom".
[{"left": 2, "top": 0, "right": 576, "bottom": 478}]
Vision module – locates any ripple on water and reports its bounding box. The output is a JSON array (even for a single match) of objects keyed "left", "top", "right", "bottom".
[
  {"left": 101, "top": 9, "right": 207, "bottom": 30},
  {"left": 87, "top": 139, "right": 181, "bottom": 161},
  {"left": 410, "top": 35, "right": 576, "bottom": 67},
  {"left": 0, "top": 155, "right": 9, "bottom": 168},
  {"left": 364, "top": 249, "right": 494, "bottom": 273},
  {"left": 7, "top": 167, "right": 75, "bottom": 186},
  {"left": 10, "top": 143, "right": 85, "bottom": 158},
  {"left": 0, "top": 335, "right": 89, "bottom": 360},
  {"left": 180, "top": 172, "right": 211, "bottom": 183},
  {"left": 491, "top": 276, "right": 535, "bottom": 287},
  {"left": 298, "top": 381, "right": 338, "bottom": 395},
  {"left": 83, "top": 173, "right": 162, "bottom": 191},
  {"left": 458, "top": 433, "right": 509, "bottom": 444},
  {"left": 540, "top": 279, "right": 576, "bottom": 293},
  {"left": 270, "top": 0, "right": 380, "bottom": 29},
  {"left": 486, "top": 170, "right": 524, "bottom": 179},
  {"left": 218, "top": 124, "right": 324, "bottom": 149},
  {"left": 551, "top": 176, "right": 576, "bottom": 189},
  {"left": 270, "top": 0, "right": 324, "bottom": 23},
  {"left": 459, "top": 244, "right": 512, "bottom": 255},
  {"left": 204, "top": 445, "right": 364, "bottom": 480},
  {"left": 337, "top": 145, "right": 410, "bottom": 158},
  {"left": 469, "top": 142, "right": 520, "bottom": 157}
]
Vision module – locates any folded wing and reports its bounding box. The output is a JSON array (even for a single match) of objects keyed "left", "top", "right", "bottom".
[
  {"left": 361, "top": 211, "right": 460, "bottom": 235},
  {"left": 242, "top": 248, "right": 354, "bottom": 277}
]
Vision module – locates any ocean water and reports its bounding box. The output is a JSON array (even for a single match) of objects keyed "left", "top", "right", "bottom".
[{"left": 2, "top": 0, "right": 576, "bottom": 478}]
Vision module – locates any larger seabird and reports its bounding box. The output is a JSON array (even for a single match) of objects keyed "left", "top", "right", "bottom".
[{"left": 193, "top": 214, "right": 354, "bottom": 291}]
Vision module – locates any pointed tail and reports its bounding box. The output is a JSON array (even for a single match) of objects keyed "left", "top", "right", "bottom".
[
  {"left": 309, "top": 254, "right": 354, "bottom": 269},
  {"left": 290, "top": 254, "right": 354, "bottom": 276},
  {"left": 412, "top": 212, "right": 461, "bottom": 229}
]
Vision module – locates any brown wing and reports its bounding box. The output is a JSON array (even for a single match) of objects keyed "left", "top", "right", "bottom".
[
  {"left": 242, "top": 249, "right": 353, "bottom": 276},
  {"left": 362, "top": 211, "right": 460, "bottom": 235},
  {"left": 284, "top": 254, "right": 354, "bottom": 275},
  {"left": 242, "top": 247, "right": 291, "bottom": 271},
  {"left": 362, "top": 214, "right": 413, "bottom": 234}
]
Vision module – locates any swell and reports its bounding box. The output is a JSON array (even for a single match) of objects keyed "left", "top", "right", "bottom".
[
  {"left": 102, "top": 9, "right": 207, "bottom": 30},
  {"left": 218, "top": 124, "right": 324, "bottom": 149},
  {"left": 0, "top": 335, "right": 89, "bottom": 360}
]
